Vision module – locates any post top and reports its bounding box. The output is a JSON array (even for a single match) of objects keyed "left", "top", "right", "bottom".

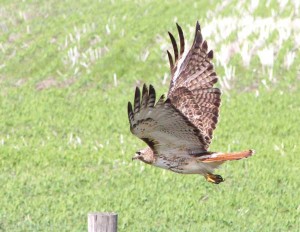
[{"left": 88, "top": 212, "right": 117, "bottom": 216}]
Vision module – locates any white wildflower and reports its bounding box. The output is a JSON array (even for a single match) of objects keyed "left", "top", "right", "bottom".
[
  {"left": 240, "top": 41, "right": 252, "bottom": 67},
  {"left": 278, "top": 0, "right": 289, "bottom": 12},
  {"left": 257, "top": 46, "right": 274, "bottom": 68},
  {"left": 162, "top": 72, "right": 168, "bottom": 85},
  {"left": 216, "top": 44, "right": 231, "bottom": 67},
  {"left": 106, "top": 24, "right": 111, "bottom": 35},
  {"left": 249, "top": 0, "right": 259, "bottom": 13},
  {"left": 141, "top": 49, "right": 150, "bottom": 62},
  {"left": 220, "top": 65, "right": 235, "bottom": 91},
  {"left": 261, "top": 79, "right": 269, "bottom": 90},
  {"left": 277, "top": 18, "right": 291, "bottom": 45},
  {"left": 113, "top": 73, "right": 118, "bottom": 86},
  {"left": 292, "top": 0, "right": 300, "bottom": 15},
  {"left": 284, "top": 51, "right": 296, "bottom": 69}
]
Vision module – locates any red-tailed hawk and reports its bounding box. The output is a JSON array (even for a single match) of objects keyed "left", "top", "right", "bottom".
[{"left": 128, "top": 21, "right": 254, "bottom": 184}]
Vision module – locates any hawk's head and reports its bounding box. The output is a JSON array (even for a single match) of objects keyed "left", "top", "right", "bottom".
[{"left": 132, "top": 147, "right": 155, "bottom": 164}]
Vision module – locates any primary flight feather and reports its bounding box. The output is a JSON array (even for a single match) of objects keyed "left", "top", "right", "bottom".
[{"left": 128, "top": 21, "right": 254, "bottom": 184}]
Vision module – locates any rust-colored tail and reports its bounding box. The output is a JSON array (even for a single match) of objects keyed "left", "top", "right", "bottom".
[{"left": 200, "top": 150, "right": 255, "bottom": 162}]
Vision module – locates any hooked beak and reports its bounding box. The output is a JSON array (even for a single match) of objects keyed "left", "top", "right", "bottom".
[{"left": 132, "top": 153, "right": 140, "bottom": 160}]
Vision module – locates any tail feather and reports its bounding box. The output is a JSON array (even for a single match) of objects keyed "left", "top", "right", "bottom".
[{"left": 200, "top": 149, "right": 255, "bottom": 162}]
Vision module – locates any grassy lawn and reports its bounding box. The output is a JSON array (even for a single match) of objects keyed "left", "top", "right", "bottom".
[{"left": 0, "top": 0, "right": 300, "bottom": 231}]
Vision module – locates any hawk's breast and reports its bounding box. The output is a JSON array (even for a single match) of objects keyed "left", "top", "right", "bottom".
[{"left": 153, "top": 156, "right": 214, "bottom": 174}]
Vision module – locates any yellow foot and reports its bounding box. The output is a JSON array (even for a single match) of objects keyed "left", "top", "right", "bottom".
[{"left": 205, "top": 173, "right": 224, "bottom": 184}]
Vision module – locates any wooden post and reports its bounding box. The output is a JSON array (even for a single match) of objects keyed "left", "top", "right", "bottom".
[{"left": 88, "top": 212, "right": 117, "bottom": 232}]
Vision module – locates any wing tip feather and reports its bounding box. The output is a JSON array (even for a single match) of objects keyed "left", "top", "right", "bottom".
[
  {"left": 176, "top": 23, "right": 185, "bottom": 56},
  {"left": 134, "top": 86, "right": 141, "bottom": 112},
  {"left": 167, "top": 50, "right": 174, "bottom": 71},
  {"left": 208, "top": 50, "right": 213, "bottom": 59},
  {"left": 142, "top": 83, "right": 148, "bottom": 95},
  {"left": 202, "top": 40, "right": 208, "bottom": 51},
  {"left": 196, "top": 20, "right": 200, "bottom": 31},
  {"left": 127, "top": 101, "right": 134, "bottom": 124},
  {"left": 168, "top": 31, "right": 179, "bottom": 61},
  {"left": 148, "top": 84, "right": 156, "bottom": 107}
]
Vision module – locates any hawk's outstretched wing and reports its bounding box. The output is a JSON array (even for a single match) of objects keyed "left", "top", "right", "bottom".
[
  {"left": 128, "top": 84, "right": 207, "bottom": 156},
  {"left": 167, "top": 22, "right": 221, "bottom": 149},
  {"left": 128, "top": 22, "right": 221, "bottom": 154}
]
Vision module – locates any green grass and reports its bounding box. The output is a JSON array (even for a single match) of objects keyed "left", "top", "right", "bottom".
[{"left": 1, "top": 0, "right": 300, "bottom": 231}]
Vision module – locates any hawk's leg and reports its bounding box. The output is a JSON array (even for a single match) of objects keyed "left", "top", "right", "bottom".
[{"left": 205, "top": 173, "right": 224, "bottom": 184}]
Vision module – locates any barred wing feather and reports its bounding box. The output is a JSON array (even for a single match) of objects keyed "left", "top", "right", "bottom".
[
  {"left": 167, "top": 21, "right": 221, "bottom": 149},
  {"left": 128, "top": 84, "right": 207, "bottom": 156}
]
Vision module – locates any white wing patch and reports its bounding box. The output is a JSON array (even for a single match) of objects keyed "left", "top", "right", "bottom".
[{"left": 172, "top": 48, "right": 189, "bottom": 83}]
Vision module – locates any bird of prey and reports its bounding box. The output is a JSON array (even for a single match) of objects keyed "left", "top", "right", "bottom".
[{"left": 127, "top": 21, "right": 254, "bottom": 184}]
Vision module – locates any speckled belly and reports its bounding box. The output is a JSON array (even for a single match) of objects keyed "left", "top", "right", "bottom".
[{"left": 153, "top": 157, "right": 213, "bottom": 175}]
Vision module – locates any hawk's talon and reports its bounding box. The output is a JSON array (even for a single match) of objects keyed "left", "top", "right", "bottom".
[{"left": 205, "top": 173, "right": 224, "bottom": 184}]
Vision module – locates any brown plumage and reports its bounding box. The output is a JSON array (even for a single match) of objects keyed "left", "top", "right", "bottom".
[{"left": 128, "top": 21, "right": 255, "bottom": 184}]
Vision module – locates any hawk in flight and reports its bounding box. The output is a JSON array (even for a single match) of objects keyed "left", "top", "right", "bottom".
[{"left": 128, "top": 21, "right": 254, "bottom": 184}]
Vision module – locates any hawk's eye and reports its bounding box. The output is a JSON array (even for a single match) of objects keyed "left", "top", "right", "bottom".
[{"left": 136, "top": 151, "right": 141, "bottom": 155}]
